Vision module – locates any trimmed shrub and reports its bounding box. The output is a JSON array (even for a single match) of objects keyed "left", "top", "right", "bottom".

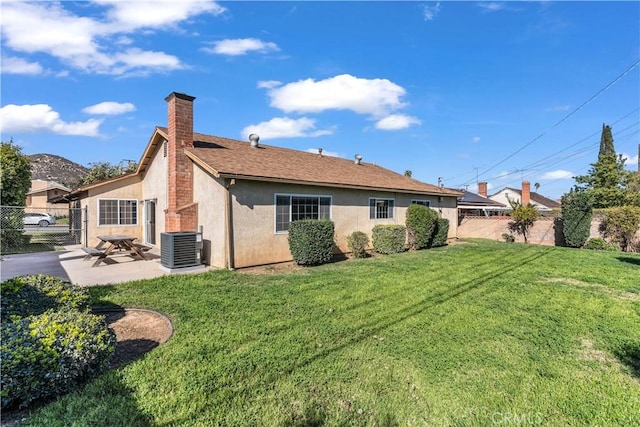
[
  {"left": 1, "top": 310, "right": 116, "bottom": 409},
  {"left": 502, "top": 233, "right": 515, "bottom": 243},
  {"left": 430, "top": 218, "right": 450, "bottom": 247},
  {"left": 561, "top": 190, "right": 593, "bottom": 248},
  {"left": 583, "top": 237, "right": 619, "bottom": 251},
  {"left": 372, "top": 225, "right": 406, "bottom": 254},
  {"left": 1, "top": 275, "right": 91, "bottom": 323},
  {"left": 288, "top": 219, "right": 335, "bottom": 265},
  {"left": 405, "top": 204, "right": 438, "bottom": 250},
  {"left": 599, "top": 206, "right": 640, "bottom": 252},
  {"left": 347, "top": 231, "right": 369, "bottom": 258}
]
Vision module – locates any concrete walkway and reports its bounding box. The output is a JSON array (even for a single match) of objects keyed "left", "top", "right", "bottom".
[{"left": 0, "top": 245, "right": 210, "bottom": 286}]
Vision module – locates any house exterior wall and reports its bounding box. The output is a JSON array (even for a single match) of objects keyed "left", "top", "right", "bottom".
[
  {"left": 140, "top": 140, "right": 168, "bottom": 246},
  {"left": 192, "top": 166, "right": 228, "bottom": 268},
  {"left": 26, "top": 180, "right": 70, "bottom": 212},
  {"left": 225, "top": 180, "right": 459, "bottom": 268},
  {"left": 80, "top": 176, "right": 142, "bottom": 247}
]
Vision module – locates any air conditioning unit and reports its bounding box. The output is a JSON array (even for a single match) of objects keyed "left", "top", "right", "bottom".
[{"left": 161, "top": 232, "right": 203, "bottom": 269}]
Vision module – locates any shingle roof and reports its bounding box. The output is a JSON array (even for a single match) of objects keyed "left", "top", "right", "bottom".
[
  {"left": 458, "top": 191, "right": 506, "bottom": 207},
  {"left": 154, "top": 128, "right": 460, "bottom": 196}
]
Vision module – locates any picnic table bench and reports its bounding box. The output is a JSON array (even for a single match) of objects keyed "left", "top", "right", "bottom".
[{"left": 82, "top": 235, "right": 149, "bottom": 267}]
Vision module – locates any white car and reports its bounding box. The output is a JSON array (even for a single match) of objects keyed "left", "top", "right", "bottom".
[{"left": 22, "top": 212, "right": 56, "bottom": 227}]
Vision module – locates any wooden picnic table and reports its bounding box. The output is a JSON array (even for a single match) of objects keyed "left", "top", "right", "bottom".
[{"left": 82, "top": 235, "right": 149, "bottom": 267}]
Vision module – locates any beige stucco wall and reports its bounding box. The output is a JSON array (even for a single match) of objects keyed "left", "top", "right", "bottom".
[
  {"left": 193, "top": 166, "right": 228, "bottom": 268},
  {"left": 140, "top": 142, "right": 168, "bottom": 246},
  {"left": 80, "top": 176, "right": 142, "bottom": 247},
  {"left": 226, "top": 180, "right": 458, "bottom": 268}
]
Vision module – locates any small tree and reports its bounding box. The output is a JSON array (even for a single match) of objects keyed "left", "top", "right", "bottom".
[
  {"left": 507, "top": 199, "right": 539, "bottom": 244},
  {"left": 561, "top": 189, "right": 593, "bottom": 248},
  {"left": 599, "top": 206, "right": 640, "bottom": 252},
  {"left": 0, "top": 142, "right": 31, "bottom": 206}
]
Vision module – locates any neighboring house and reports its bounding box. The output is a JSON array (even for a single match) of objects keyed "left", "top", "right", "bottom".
[
  {"left": 457, "top": 185, "right": 507, "bottom": 220},
  {"left": 489, "top": 181, "right": 561, "bottom": 213},
  {"left": 68, "top": 92, "right": 462, "bottom": 269},
  {"left": 25, "top": 180, "right": 72, "bottom": 212}
]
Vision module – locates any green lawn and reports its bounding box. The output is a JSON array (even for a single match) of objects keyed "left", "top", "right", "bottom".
[{"left": 24, "top": 240, "right": 640, "bottom": 426}]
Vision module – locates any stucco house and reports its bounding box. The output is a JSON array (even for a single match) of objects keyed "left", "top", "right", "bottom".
[
  {"left": 489, "top": 182, "right": 560, "bottom": 213},
  {"left": 26, "top": 180, "right": 71, "bottom": 212},
  {"left": 68, "top": 92, "right": 461, "bottom": 269}
]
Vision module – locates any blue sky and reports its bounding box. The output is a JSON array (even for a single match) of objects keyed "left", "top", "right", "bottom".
[{"left": 1, "top": 1, "right": 638, "bottom": 200}]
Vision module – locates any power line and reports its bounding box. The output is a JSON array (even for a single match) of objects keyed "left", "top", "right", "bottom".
[{"left": 459, "top": 60, "right": 640, "bottom": 186}]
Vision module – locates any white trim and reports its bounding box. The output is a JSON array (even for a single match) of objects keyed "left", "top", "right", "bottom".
[
  {"left": 274, "top": 193, "right": 333, "bottom": 234},
  {"left": 97, "top": 198, "right": 138, "bottom": 226},
  {"left": 369, "top": 197, "right": 395, "bottom": 220}
]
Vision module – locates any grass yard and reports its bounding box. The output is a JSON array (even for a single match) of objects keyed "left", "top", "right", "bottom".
[{"left": 22, "top": 240, "right": 640, "bottom": 426}]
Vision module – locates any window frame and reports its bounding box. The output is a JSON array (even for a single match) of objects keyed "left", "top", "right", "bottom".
[
  {"left": 369, "top": 197, "right": 395, "bottom": 220},
  {"left": 411, "top": 199, "right": 431, "bottom": 207},
  {"left": 97, "top": 198, "right": 138, "bottom": 226},
  {"left": 274, "top": 193, "right": 332, "bottom": 234}
]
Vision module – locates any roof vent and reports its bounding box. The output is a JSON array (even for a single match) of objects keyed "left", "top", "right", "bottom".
[
  {"left": 248, "top": 133, "right": 260, "bottom": 148},
  {"left": 354, "top": 154, "right": 363, "bottom": 165},
  {"left": 318, "top": 148, "right": 323, "bottom": 156}
]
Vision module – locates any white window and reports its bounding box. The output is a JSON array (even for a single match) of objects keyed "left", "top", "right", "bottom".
[
  {"left": 369, "top": 198, "right": 395, "bottom": 220},
  {"left": 275, "top": 194, "right": 331, "bottom": 232},
  {"left": 411, "top": 199, "right": 430, "bottom": 207},
  {"left": 98, "top": 199, "right": 138, "bottom": 226}
]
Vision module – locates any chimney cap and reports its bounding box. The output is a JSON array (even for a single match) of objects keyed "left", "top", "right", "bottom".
[{"left": 164, "top": 92, "right": 196, "bottom": 102}]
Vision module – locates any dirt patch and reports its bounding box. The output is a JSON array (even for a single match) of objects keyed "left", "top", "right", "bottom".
[
  {"left": 579, "top": 339, "right": 618, "bottom": 364},
  {"left": 543, "top": 277, "right": 640, "bottom": 301},
  {"left": 100, "top": 309, "right": 173, "bottom": 369}
]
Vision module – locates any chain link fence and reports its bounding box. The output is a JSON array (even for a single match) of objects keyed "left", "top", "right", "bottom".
[{"left": 0, "top": 206, "right": 86, "bottom": 255}]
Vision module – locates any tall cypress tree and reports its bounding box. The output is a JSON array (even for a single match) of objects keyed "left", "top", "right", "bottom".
[{"left": 598, "top": 123, "right": 615, "bottom": 160}]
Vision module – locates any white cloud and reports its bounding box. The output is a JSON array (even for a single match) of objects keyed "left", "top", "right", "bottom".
[
  {"left": 423, "top": 2, "right": 441, "bottom": 21},
  {"left": 264, "top": 74, "right": 407, "bottom": 117},
  {"left": 0, "top": 1, "right": 222, "bottom": 76},
  {"left": 0, "top": 104, "right": 102, "bottom": 136},
  {"left": 305, "top": 148, "right": 342, "bottom": 158},
  {"left": 83, "top": 102, "right": 136, "bottom": 115},
  {"left": 375, "top": 114, "right": 421, "bottom": 130},
  {"left": 540, "top": 170, "right": 573, "bottom": 180},
  {"left": 1, "top": 56, "right": 44, "bottom": 75},
  {"left": 203, "top": 38, "right": 279, "bottom": 56},
  {"left": 478, "top": 2, "right": 505, "bottom": 12},
  {"left": 472, "top": 136, "right": 481, "bottom": 143},
  {"left": 257, "top": 80, "right": 282, "bottom": 89},
  {"left": 241, "top": 117, "right": 334, "bottom": 140},
  {"left": 622, "top": 152, "right": 639, "bottom": 168}
]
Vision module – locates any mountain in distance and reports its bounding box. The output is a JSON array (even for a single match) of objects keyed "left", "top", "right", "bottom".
[{"left": 28, "top": 154, "right": 89, "bottom": 189}]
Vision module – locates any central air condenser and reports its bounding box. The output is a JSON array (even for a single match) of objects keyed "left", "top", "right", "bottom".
[{"left": 160, "top": 231, "right": 203, "bottom": 268}]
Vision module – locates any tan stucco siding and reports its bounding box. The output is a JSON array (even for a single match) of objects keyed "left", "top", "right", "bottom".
[
  {"left": 81, "top": 176, "right": 142, "bottom": 247},
  {"left": 192, "top": 166, "right": 227, "bottom": 267},
  {"left": 227, "top": 180, "right": 458, "bottom": 268},
  {"left": 141, "top": 141, "right": 168, "bottom": 246}
]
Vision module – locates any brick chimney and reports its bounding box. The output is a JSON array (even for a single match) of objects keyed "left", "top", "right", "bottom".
[
  {"left": 478, "top": 182, "right": 488, "bottom": 197},
  {"left": 165, "top": 92, "right": 198, "bottom": 232},
  {"left": 521, "top": 181, "right": 530, "bottom": 206}
]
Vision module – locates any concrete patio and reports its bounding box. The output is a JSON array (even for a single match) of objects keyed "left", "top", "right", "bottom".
[{"left": 0, "top": 245, "right": 211, "bottom": 286}]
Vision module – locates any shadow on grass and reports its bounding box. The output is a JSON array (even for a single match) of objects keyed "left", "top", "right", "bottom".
[
  {"left": 617, "top": 256, "right": 640, "bottom": 266},
  {"left": 613, "top": 341, "right": 640, "bottom": 380}
]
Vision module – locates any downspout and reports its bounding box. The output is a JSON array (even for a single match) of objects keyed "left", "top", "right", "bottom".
[{"left": 224, "top": 178, "right": 236, "bottom": 270}]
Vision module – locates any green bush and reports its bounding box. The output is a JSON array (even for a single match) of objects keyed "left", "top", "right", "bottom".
[
  {"left": 599, "top": 206, "right": 640, "bottom": 252},
  {"left": 288, "top": 219, "right": 335, "bottom": 265},
  {"left": 582, "top": 237, "right": 620, "bottom": 251},
  {"left": 372, "top": 225, "right": 406, "bottom": 254},
  {"left": 561, "top": 189, "right": 593, "bottom": 248},
  {"left": 405, "top": 204, "right": 438, "bottom": 250},
  {"left": 1, "top": 310, "right": 116, "bottom": 409},
  {"left": 1, "top": 275, "right": 91, "bottom": 323},
  {"left": 430, "top": 218, "right": 450, "bottom": 247},
  {"left": 346, "top": 231, "right": 369, "bottom": 258},
  {"left": 502, "top": 233, "right": 515, "bottom": 243}
]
